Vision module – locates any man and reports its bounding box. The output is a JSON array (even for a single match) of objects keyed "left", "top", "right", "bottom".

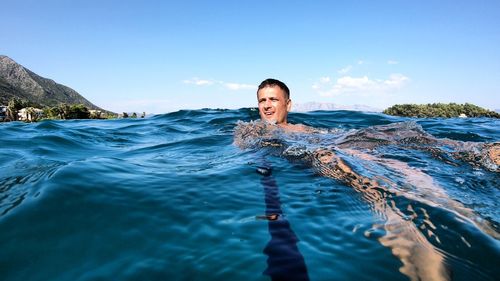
[
  {"left": 255, "top": 78, "right": 499, "bottom": 168},
  {"left": 251, "top": 79, "right": 447, "bottom": 280}
]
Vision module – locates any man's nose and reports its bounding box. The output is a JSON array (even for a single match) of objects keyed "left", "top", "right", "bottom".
[{"left": 264, "top": 100, "right": 272, "bottom": 107}]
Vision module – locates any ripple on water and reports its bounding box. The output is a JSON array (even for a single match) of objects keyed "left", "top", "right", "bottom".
[{"left": 0, "top": 160, "right": 63, "bottom": 217}]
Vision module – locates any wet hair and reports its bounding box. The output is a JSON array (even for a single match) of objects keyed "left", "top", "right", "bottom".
[{"left": 257, "top": 78, "right": 290, "bottom": 99}]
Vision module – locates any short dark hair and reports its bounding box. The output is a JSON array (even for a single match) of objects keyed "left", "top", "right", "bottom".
[{"left": 257, "top": 78, "right": 290, "bottom": 99}]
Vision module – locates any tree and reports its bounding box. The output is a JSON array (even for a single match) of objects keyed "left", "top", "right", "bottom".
[
  {"left": 68, "top": 104, "right": 90, "bottom": 119},
  {"left": 6, "top": 98, "right": 29, "bottom": 121},
  {"left": 45, "top": 106, "right": 62, "bottom": 119}
]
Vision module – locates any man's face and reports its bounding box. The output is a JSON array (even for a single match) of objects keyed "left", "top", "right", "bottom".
[{"left": 257, "top": 86, "right": 291, "bottom": 124}]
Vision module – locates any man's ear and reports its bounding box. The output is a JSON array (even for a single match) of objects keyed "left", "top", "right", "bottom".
[{"left": 286, "top": 99, "right": 292, "bottom": 112}]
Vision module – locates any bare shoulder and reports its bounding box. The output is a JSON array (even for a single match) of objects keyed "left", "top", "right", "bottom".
[
  {"left": 282, "top": 123, "right": 316, "bottom": 133},
  {"left": 487, "top": 143, "right": 500, "bottom": 166}
]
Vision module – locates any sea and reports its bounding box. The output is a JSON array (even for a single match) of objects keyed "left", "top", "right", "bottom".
[{"left": 0, "top": 108, "right": 498, "bottom": 281}]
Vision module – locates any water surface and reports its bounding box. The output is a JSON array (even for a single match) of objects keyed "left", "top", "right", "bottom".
[{"left": 0, "top": 109, "right": 498, "bottom": 281}]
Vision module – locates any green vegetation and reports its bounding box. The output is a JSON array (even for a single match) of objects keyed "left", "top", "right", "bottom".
[
  {"left": 8, "top": 97, "right": 38, "bottom": 111},
  {"left": 2, "top": 97, "right": 119, "bottom": 122},
  {"left": 44, "top": 104, "right": 90, "bottom": 119},
  {"left": 383, "top": 103, "right": 500, "bottom": 118}
]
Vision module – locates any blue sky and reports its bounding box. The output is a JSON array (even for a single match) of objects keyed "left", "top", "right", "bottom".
[{"left": 1, "top": 0, "right": 499, "bottom": 113}]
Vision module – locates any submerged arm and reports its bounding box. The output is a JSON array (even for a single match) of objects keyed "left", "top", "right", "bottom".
[
  {"left": 334, "top": 122, "right": 499, "bottom": 172},
  {"left": 308, "top": 148, "right": 451, "bottom": 281}
]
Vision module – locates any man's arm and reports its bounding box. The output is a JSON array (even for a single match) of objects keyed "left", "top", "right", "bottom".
[
  {"left": 308, "top": 148, "right": 451, "bottom": 281},
  {"left": 334, "top": 122, "right": 499, "bottom": 172}
]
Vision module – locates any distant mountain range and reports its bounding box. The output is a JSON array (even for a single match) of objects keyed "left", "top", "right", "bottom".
[
  {"left": 0, "top": 55, "right": 105, "bottom": 111},
  {"left": 292, "top": 102, "right": 382, "bottom": 112}
]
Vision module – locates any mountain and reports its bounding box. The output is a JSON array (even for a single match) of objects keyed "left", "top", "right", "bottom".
[
  {"left": 0, "top": 55, "right": 105, "bottom": 111},
  {"left": 292, "top": 102, "right": 382, "bottom": 112}
]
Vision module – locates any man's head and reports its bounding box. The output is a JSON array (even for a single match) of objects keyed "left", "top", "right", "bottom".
[{"left": 257, "top": 78, "right": 291, "bottom": 124}]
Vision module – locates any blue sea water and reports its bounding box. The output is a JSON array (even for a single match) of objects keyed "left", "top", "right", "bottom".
[{"left": 0, "top": 108, "right": 499, "bottom": 281}]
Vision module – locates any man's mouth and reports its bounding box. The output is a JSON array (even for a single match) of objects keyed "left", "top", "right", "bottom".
[{"left": 261, "top": 111, "right": 278, "bottom": 124}]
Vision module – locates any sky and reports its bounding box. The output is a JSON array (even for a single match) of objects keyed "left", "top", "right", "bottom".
[{"left": 1, "top": 0, "right": 499, "bottom": 113}]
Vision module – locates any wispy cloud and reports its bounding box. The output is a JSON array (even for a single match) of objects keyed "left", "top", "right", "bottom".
[
  {"left": 312, "top": 73, "right": 409, "bottom": 97},
  {"left": 313, "top": 77, "right": 330, "bottom": 90},
  {"left": 383, "top": 74, "right": 409, "bottom": 87},
  {"left": 320, "top": 76, "right": 331, "bottom": 83},
  {"left": 387, "top": 60, "right": 399, "bottom": 65},
  {"left": 183, "top": 78, "right": 255, "bottom": 91},
  {"left": 182, "top": 78, "right": 215, "bottom": 86},
  {"left": 223, "top": 82, "right": 254, "bottom": 90},
  {"left": 338, "top": 65, "right": 352, "bottom": 74}
]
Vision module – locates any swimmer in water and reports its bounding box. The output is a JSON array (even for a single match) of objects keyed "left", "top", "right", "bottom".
[{"left": 235, "top": 78, "right": 499, "bottom": 281}]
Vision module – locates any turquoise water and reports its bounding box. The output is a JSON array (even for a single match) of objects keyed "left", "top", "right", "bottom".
[{"left": 0, "top": 109, "right": 498, "bottom": 281}]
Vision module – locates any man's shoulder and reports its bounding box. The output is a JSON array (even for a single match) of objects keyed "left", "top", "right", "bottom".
[{"left": 283, "top": 123, "right": 315, "bottom": 133}]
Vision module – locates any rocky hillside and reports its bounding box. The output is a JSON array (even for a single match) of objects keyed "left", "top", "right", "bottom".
[{"left": 0, "top": 55, "right": 104, "bottom": 110}]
